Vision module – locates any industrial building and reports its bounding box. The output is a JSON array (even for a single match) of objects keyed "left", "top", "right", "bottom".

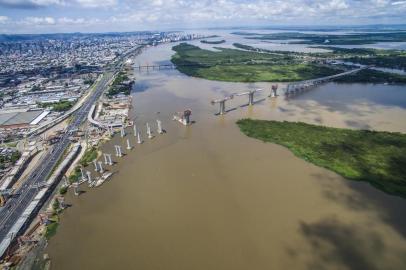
[{"left": 0, "top": 110, "right": 49, "bottom": 130}]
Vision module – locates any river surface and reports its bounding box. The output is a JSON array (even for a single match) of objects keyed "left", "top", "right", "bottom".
[{"left": 47, "top": 33, "right": 406, "bottom": 270}]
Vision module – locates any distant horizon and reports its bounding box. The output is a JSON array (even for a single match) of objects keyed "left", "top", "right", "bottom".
[
  {"left": 0, "top": 0, "right": 405, "bottom": 34},
  {"left": 1, "top": 23, "right": 406, "bottom": 37}
]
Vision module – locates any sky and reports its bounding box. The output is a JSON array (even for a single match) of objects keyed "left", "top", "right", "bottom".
[{"left": 0, "top": 0, "right": 405, "bottom": 34}]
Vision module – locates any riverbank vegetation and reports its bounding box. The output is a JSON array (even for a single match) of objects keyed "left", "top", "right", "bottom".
[
  {"left": 171, "top": 43, "right": 341, "bottom": 82},
  {"left": 79, "top": 147, "right": 98, "bottom": 167},
  {"left": 232, "top": 31, "right": 406, "bottom": 45},
  {"left": 107, "top": 71, "right": 133, "bottom": 97},
  {"left": 237, "top": 119, "right": 406, "bottom": 198},
  {"left": 234, "top": 42, "right": 406, "bottom": 73},
  {"left": 68, "top": 166, "right": 81, "bottom": 183},
  {"left": 200, "top": 39, "right": 226, "bottom": 44},
  {"left": 335, "top": 69, "right": 406, "bottom": 84}
]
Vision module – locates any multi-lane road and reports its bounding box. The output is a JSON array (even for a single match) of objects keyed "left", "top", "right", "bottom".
[
  {"left": 0, "top": 72, "right": 113, "bottom": 243},
  {"left": 0, "top": 45, "right": 142, "bottom": 258}
]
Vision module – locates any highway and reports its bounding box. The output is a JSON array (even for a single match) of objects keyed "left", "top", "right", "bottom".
[
  {"left": 0, "top": 73, "right": 113, "bottom": 243},
  {"left": 0, "top": 45, "right": 143, "bottom": 251}
]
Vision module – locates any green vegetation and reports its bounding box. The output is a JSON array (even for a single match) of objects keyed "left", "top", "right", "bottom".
[
  {"left": 235, "top": 42, "right": 406, "bottom": 72},
  {"left": 59, "top": 186, "right": 68, "bottom": 195},
  {"left": 233, "top": 31, "right": 406, "bottom": 45},
  {"left": 201, "top": 39, "right": 226, "bottom": 44},
  {"left": 233, "top": 43, "right": 305, "bottom": 56},
  {"left": 313, "top": 47, "right": 406, "bottom": 70},
  {"left": 171, "top": 43, "right": 341, "bottom": 82},
  {"left": 68, "top": 166, "right": 82, "bottom": 183},
  {"left": 0, "top": 150, "right": 21, "bottom": 169},
  {"left": 30, "top": 84, "right": 41, "bottom": 92},
  {"left": 335, "top": 69, "right": 406, "bottom": 84},
  {"left": 52, "top": 199, "right": 60, "bottom": 211},
  {"left": 84, "top": 78, "right": 95, "bottom": 85},
  {"left": 348, "top": 55, "right": 406, "bottom": 71},
  {"left": 107, "top": 71, "right": 133, "bottom": 97},
  {"left": 39, "top": 100, "right": 74, "bottom": 112},
  {"left": 44, "top": 214, "right": 60, "bottom": 239},
  {"left": 80, "top": 147, "right": 98, "bottom": 167},
  {"left": 45, "top": 222, "right": 59, "bottom": 239},
  {"left": 237, "top": 119, "right": 406, "bottom": 198}
]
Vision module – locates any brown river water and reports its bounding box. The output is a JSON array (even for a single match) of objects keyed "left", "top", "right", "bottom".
[{"left": 46, "top": 40, "right": 406, "bottom": 270}]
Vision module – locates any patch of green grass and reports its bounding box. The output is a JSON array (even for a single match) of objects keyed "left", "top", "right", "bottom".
[
  {"left": 107, "top": 71, "right": 133, "bottom": 97},
  {"left": 68, "top": 166, "right": 82, "bottom": 183},
  {"left": 59, "top": 186, "right": 68, "bottom": 195},
  {"left": 237, "top": 119, "right": 406, "bottom": 198},
  {"left": 79, "top": 147, "right": 98, "bottom": 167},
  {"left": 201, "top": 39, "right": 226, "bottom": 44},
  {"left": 39, "top": 100, "right": 74, "bottom": 112},
  {"left": 233, "top": 31, "right": 406, "bottom": 45},
  {"left": 171, "top": 43, "right": 341, "bottom": 82},
  {"left": 44, "top": 222, "right": 59, "bottom": 239}
]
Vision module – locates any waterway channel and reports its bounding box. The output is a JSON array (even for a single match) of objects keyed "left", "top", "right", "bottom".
[{"left": 46, "top": 33, "right": 406, "bottom": 270}]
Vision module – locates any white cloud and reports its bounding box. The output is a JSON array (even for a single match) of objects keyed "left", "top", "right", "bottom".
[
  {"left": 392, "top": 0, "right": 406, "bottom": 5},
  {"left": 0, "top": 0, "right": 117, "bottom": 8},
  {"left": 73, "top": 0, "right": 117, "bottom": 8},
  {"left": 1, "top": 0, "right": 406, "bottom": 33},
  {"left": 23, "top": 16, "right": 56, "bottom": 25},
  {"left": 0, "top": 15, "right": 8, "bottom": 23}
]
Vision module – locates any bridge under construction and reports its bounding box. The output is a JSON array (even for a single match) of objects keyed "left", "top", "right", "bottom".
[
  {"left": 284, "top": 67, "right": 366, "bottom": 97},
  {"left": 210, "top": 67, "right": 367, "bottom": 115}
]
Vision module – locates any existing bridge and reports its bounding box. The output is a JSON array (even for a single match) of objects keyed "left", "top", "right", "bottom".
[{"left": 284, "top": 67, "right": 367, "bottom": 97}]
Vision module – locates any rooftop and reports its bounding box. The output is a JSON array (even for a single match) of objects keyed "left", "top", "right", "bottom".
[{"left": 0, "top": 110, "right": 44, "bottom": 127}]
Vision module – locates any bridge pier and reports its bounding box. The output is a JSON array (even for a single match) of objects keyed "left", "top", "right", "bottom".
[{"left": 219, "top": 101, "right": 226, "bottom": 114}]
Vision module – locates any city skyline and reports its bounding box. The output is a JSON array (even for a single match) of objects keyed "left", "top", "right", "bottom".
[{"left": 0, "top": 0, "right": 406, "bottom": 34}]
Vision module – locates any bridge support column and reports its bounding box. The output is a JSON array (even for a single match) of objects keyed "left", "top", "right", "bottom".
[
  {"left": 248, "top": 93, "right": 254, "bottom": 105},
  {"left": 98, "top": 161, "right": 104, "bottom": 173},
  {"left": 80, "top": 168, "right": 86, "bottom": 181},
  {"left": 133, "top": 124, "right": 137, "bottom": 137},
  {"left": 219, "top": 101, "right": 226, "bottom": 115},
  {"left": 137, "top": 132, "right": 142, "bottom": 144},
  {"left": 93, "top": 160, "right": 98, "bottom": 172},
  {"left": 86, "top": 171, "right": 92, "bottom": 184},
  {"left": 127, "top": 139, "right": 132, "bottom": 150},
  {"left": 157, "top": 120, "right": 163, "bottom": 134},
  {"left": 103, "top": 153, "right": 108, "bottom": 165}
]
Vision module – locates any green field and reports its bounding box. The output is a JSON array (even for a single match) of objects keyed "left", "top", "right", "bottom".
[
  {"left": 335, "top": 69, "right": 406, "bottom": 84},
  {"left": 171, "top": 43, "right": 341, "bottom": 82},
  {"left": 39, "top": 100, "right": 74, "bottom": 112},
  {"left": 200, "top": 39, "right": 226, "bottom": 44},
  {"left": 232, "top": 31, "right": 406, "bottom": 45},
  {"left": 237, "top": 119, "right": 406, "bottom": 198}
]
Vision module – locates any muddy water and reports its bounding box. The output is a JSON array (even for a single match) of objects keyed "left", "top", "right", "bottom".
[{"left": 47, "top": 40, "right": 406, "bottom": 270}]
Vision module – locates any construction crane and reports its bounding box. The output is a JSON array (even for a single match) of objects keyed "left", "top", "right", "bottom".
[
  {"left": 211, "top": 95, "right": 234, "bottom": 115},
  {"left": 236, "top": 89, "right": 262, "bottom": 106}
]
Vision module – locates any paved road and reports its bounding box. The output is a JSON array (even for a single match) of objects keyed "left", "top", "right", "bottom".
[
  {"left": 0, "top": 46, "right": 142, "bottom": 254},
  {"left": 0, "top": 72, "right": 114, "bottom": 242}
]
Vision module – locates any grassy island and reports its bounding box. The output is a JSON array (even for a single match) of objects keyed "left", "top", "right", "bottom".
[
  {"left": 171, "top": 43, "right": 341, "bottom": 82},
  {"left": 335, "top": 69, "right": 406, "bottom": 84},
  {"left": 201, "top": 39, "right": 226, "bottom": 44},
  {"left": 232, "top": 31, "right": 406, "bottom": 45},
  {"left": 237, "top": 119, "right": 406, "bottom": 198}
]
